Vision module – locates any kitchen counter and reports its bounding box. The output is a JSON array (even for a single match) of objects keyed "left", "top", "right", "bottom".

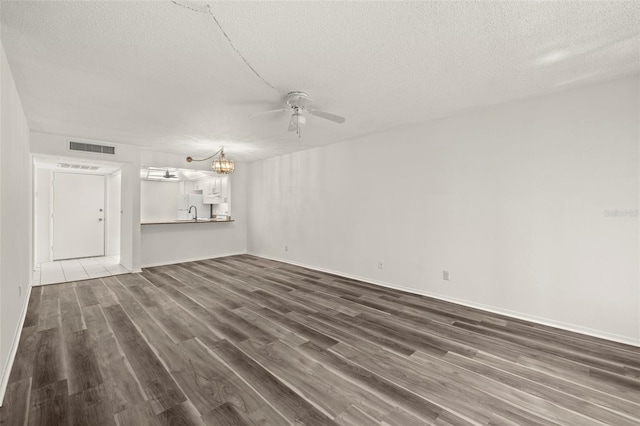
[
  {"left": 141, "top": 219, "right": 234, "bottom": 225},
  {"left": 140, "top": 217, "right": 243, "bottom": 267}
]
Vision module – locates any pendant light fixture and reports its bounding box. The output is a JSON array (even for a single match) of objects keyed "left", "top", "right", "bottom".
[{"left": 186, "top": 147, "right": 235, "bottom": 174}]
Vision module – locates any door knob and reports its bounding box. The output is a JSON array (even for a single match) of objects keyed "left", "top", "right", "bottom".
[
  {"left": 99, "top": 209, "right": 103, "bottom": 212},
  {"left": 98, "top": 218, "right": 103, "bottom": 221}
]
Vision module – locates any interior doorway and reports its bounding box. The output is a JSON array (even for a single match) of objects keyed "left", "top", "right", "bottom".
[{"left": 32, "top": 155, "right": 129, "bottom": 285}]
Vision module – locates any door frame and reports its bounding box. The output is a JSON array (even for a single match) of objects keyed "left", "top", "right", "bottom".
[{"left": 30, "top": 151, "right": 138, "bottom": 278}]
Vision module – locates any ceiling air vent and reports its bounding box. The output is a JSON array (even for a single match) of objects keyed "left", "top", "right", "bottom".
[
  {"left": 69, "top": 141, "right": 116, "bottom": 155},
  {"left": 57, "top": 163, "right": 100, "bottom": 171}
]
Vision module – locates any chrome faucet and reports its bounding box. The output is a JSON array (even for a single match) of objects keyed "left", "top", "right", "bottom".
[{"left": 188, "top": 205, "right": 198, "bottom": 222}]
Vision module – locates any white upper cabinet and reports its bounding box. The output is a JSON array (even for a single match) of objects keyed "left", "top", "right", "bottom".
[{"left": 202, "top": 175, "right": 230, "bottom": 204}]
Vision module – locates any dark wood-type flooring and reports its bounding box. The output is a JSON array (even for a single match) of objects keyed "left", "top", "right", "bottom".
[{"left": 1, "top": 254, "right": 639, "bottom": 425}]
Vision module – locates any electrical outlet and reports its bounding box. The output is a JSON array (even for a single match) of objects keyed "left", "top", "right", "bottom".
[
  {"left": 284, "top": 245, "right": 288, "bottom": 252},
  {"left": 443, "top": 270, "right": 450, "bottom": 281},
  {"left": 377, "top": 261, "right": 384, "bottom": 270}
]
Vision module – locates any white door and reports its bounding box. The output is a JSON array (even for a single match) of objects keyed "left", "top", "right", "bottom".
[{"left": 53, "top": 172, "right": 105, "bottom": 260}]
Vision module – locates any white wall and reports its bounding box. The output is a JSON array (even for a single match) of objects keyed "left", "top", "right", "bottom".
[
  {"left": 141, "top": 180, "right": 181, "bottom": 222},
  {"left": 34, "top": 168, "right": 51, "bottom": 264},
  {"left": 119, "top": 163, "right": 139, "bottom": 271},
  {"left": 141, "top": 163, "right": 248, "bottom": 267},
  {"left": 248, "top": 75, "right": 640, "bottom": 345},
  {"left": 106, "top": 172, "right": 121, "bottom": 256},
  {"left": 0, "top": 41, "right": 31, "bottom": 403}
]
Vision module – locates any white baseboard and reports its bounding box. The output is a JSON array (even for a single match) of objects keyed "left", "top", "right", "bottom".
[
  {"left": 140, "top": 251, "right": 247, "bottom": 269},
  {"left": 0, "top": 284, "right": 33, "bottom": 406},
  {"left": 249, "top": 252, "right": 640, "bottom": 348}
]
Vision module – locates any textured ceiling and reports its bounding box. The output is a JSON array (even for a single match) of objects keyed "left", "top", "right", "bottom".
[{"left": 1, "top": 1, "right": 639, "bottom": 162}]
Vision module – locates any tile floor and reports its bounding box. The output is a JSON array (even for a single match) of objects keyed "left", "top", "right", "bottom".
[{"left": 34, "top": 255, "right": 130, "bottom": 286}]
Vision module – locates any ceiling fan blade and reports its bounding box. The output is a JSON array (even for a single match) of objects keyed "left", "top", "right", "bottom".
[
  {"left": 249, "top": 108, "right": 289, "bottom": 117},
  {"left": 308, "top": 109, "right": 345, "bottom": 124}
]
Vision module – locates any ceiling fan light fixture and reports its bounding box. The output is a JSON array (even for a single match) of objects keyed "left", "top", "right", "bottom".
[{"left": 290, "top": 111, "right": 305, "bottom": 124}]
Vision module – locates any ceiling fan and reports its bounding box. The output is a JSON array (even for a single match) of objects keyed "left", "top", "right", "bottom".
[
  {"left": 163, "top": 169, "right": 177, "bottom": 179},
  {"left": 251, "top": 92, "right": 345, "bottom": 137},
  {"left": 144, "top": 167, "right": 179, "bottom": 179}
]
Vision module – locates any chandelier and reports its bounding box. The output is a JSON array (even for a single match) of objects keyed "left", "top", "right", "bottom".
[{"left": 186, "top": 147, "right": 235, "bottom": 174}]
